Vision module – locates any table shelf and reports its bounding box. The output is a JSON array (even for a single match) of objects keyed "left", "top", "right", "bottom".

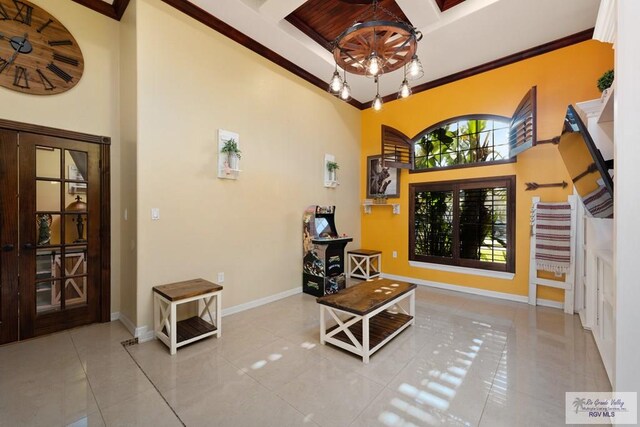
[
  {"left": 326, "top": 311, "right": 412, "bottom": 349},
  {"left": 163, "top": 316, "right": 218, "bottom": 344}
]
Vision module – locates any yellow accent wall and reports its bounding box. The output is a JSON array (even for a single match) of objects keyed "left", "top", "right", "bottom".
[{"left": 361, "top": 40, "right": 614, "bottom": 301}]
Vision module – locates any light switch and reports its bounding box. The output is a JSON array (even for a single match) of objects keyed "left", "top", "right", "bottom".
[{"left": 151, "top": 208, "right": 160, "bottom": 220}]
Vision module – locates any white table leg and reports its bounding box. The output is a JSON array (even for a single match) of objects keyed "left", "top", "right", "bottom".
[
  {"left": 153, "top": 295, "right": 159, "bottom": 337},
  {"left": 410, "top": 290, "right": 415, "bottom": 325},
  {"left": 216, "top": 292, "right": 222, "bottom": 337},
  {"left": 362, "top": 315, "right": 370, "bottom": 364},
  {"left": 170, "top": 301, "right": 177, "bottom": 355},
  {"left": 319, "top": 305, "right": 325, "bottom": 345}
]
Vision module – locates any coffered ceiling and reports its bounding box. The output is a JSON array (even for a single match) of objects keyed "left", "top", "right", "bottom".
[
  {"left": 76, "top": 0, "right": 601, "bottom": 107},
  {"left": 184, "top": 0, "right": 600, "bottom": 104}
]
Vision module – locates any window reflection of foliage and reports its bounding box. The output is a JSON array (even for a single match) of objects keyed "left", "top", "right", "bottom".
[
  {"left": 459, "top": 187, "right": 508, "bottom": 263},
  {"left": 413, "top": 118, "right": 509, "bottom": 267},
  {"left": 411, "top": 179, "right": 512, "bottom": 271},
  {"left": 414, "top": 119, "right": 509, "bottom": 170},
  {"left": 414, "top": 190, "right": 453, "bottom": 258}
]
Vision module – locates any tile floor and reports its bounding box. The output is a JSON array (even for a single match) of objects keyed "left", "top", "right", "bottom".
[{"left": 0, "top": 285, "right": 611, "bottom": 427}]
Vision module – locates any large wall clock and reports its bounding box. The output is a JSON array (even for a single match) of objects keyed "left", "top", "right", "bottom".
[{"left": 0, "top": 0, "right": 84, "bottom": 95}]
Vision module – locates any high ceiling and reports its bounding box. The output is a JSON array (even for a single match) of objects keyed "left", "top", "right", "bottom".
[
  {"left": 185, "top": 0, "right": 600, "bottom": 104},
  {"left": 80, "top": 0, "right": 601, "bottom": 105}
]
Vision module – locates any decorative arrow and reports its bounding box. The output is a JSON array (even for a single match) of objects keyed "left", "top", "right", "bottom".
[
  {"left": 573, "top": 163, "right": 598, "bottom": 182},
  {"left": 525, "top": 181, "right": 568, "bottom": 191}
]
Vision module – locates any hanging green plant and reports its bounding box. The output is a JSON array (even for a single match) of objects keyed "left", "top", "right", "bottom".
[
  {"left": 221, "top": 138, "right": 242, "bottom": 159},
  {"left": 597, "top": 69, "right": 614, "bottom": 93},
  {"left": 326, "top": 161, "right": 339, "bottom": 172}
]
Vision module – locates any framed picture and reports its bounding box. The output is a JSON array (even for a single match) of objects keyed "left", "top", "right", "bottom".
[
  {"left": 68, "top": 165, "right": 87, "bottom": 194},
  {"left": 367, "top": 155, "right": 400, "bottom": 198}
]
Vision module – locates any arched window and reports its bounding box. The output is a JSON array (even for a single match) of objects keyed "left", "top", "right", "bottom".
[{"left": 413, "top": 115, "right": 511, "bottom": 171}]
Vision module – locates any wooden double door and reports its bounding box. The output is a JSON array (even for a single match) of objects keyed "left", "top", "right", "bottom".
[{"left": 0, "top": 122, "right": 110, "bottom": 344}]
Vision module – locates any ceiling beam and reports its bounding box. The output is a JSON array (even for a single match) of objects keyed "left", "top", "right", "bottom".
[{"left": 72, "top": 0, "right": 130, "bottom": 21}]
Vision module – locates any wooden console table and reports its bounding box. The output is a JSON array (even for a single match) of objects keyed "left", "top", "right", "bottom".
[
  {"left": 317, "top": 278, "right": 415, "bottom": 363},
  {"left": 153, "top": 278, "right": 223, "bottom": 355}
]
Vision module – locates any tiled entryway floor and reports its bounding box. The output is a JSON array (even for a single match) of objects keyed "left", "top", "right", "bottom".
[{"left": 0, "top": 285, "right": 611, "bottom": 426}]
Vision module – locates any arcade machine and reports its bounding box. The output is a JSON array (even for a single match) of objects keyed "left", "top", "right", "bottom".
[{"left": 302, "top": 206, "right": 353, "bottom": 296}]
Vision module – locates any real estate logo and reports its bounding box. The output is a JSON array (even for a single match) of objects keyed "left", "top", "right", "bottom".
[{"left": 566, "top": 392, "right": 637, "bottom": 424}]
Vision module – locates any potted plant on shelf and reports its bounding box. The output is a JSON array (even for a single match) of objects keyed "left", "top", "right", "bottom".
[
  {"left": 326, "top": 161, "right": 339, "bottom": 182},
  {"left": 597, "top": 69, "right": 614, "bottom": 99},
  {"left": 221, "top": 138, "right": 242, "bottom": 171}
]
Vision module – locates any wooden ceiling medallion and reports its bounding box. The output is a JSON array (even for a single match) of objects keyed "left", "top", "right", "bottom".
[
  {"left": 334, "top": 20, "right": 418, "bottom": 75},
  {"left": 285, "top": 0, "right": 410, "bottom": 50}
]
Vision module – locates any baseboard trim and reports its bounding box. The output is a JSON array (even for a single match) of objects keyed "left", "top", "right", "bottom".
[
  {"left": 135, "top": 326, "right": 155, "bottom": 343},
  {"left": 536, "top": 299, "right": 564, "bottom": 309},
  {"left": 118, "top": 312, "right": 169, "bottom": 342},
  {"left": 110, "top": 312, "right": 120, "bottom": 321},
  {"left": 381, "top": 273, "right": 567, "bottom": 310},
  {"left": 222, "top": 287, "right": 301, "bottom": 317},
  {"left": 118, "top": 312, "right": 136, "bottom": 337}
]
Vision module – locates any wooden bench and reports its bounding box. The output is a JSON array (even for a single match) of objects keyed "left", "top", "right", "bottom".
[
  {"left": 153, "top": 278, "right": 223, "bottom": 355},
  {"left": 317, "top": 278, "right": 415, "bottom": 363}
]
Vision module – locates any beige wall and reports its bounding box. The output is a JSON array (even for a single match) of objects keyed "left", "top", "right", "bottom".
[
  {"left": 133, "top": 0, "right": 362, "bottom": 327},
  {"left": 0, "top": 0, "right": 122, "bottom": 313},
  {"left": 118, "top": 0, "right": 138, "bottom": 326}
]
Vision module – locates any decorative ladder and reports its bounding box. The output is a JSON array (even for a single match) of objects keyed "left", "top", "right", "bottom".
[{"left": 528, "top": 195, "right": 578, "bottom": 314}]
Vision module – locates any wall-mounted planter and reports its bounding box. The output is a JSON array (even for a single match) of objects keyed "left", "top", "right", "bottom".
[
  {"left": 324, "top": 154, "right": 339, "bottom": 188},
  {"left": 218, "top": 129, "right": 241, "bottom": 180}
]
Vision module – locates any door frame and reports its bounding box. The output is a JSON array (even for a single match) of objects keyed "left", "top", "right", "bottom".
[{"left": 0, "top": 118, "right": 111, "bottom": 325}]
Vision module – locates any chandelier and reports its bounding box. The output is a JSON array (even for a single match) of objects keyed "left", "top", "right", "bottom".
[{"left": 328, "top": 0, "right": 423, "bottom": 110}]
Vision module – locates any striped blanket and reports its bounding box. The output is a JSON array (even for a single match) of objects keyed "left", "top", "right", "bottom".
[
  {"left": 535, "top": 202, "right": 572, "bottom": 273},
  {"left": 583, "top": 185, "right": 613, "bottom": 218}
]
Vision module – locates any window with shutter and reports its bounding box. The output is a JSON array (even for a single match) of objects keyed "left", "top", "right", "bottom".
[
  {"left": 508, "top": 86, "right": 537, "bottom": 158},
  {"left": 381, "top": 125, "right": 413, "bottom": 169},
  {"left": 409, "top": 176, "right": 515, "bottom": 272}
]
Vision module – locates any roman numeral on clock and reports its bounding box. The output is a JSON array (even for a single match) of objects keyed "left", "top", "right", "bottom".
[
  {"left": 13, "top": 66, "right": 29, "bottom": 88},
  {"left": 0, "top": 4, "right": 9, "bottom": 20},
  {"left": 36, "top": 69, "right": 55, "bottom": 90},
  {"left": 53, "top": 53, "right": 79, "bottom": 67},
  {"left": 37, "top": 18, "right": 54, "bottom": 33},
  {"left": 0, "top": 57, "right": 8, "bottom": 74},
  {"left": 12, "top": 0, "right": 32, "bottom": 26},
  {"left": 47, "top": 62, "right": 72, "bottom": 83},
  {"left": 48, "top": 40, "right": 72, "bottom": 47}
]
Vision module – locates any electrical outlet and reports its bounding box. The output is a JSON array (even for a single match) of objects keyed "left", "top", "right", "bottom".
[
  {"left": 392, "top": 251, "right": 398, "bottom": 258},
  {"left": 217, "top": 272, "right": 224, "bottom": 283}
]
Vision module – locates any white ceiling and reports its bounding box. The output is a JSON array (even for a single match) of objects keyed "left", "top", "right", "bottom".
[{"left": 189, "top": 0, "right": 601, "bottom": 103}]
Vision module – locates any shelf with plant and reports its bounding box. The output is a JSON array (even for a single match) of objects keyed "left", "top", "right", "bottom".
[{"left": 221, "top": 138, "right": 242, "bottom": 172}]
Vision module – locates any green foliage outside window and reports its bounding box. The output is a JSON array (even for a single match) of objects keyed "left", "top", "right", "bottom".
[{"left": 414, "top": 118, "right": 509, "bottom": 170}]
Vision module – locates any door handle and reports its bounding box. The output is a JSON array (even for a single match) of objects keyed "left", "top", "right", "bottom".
[
  {"left": 23, "top": 243, "right": 34, "bottom": 250},
  {"left": 2, "top": 244, "right": 14, "bottom": 252}
]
